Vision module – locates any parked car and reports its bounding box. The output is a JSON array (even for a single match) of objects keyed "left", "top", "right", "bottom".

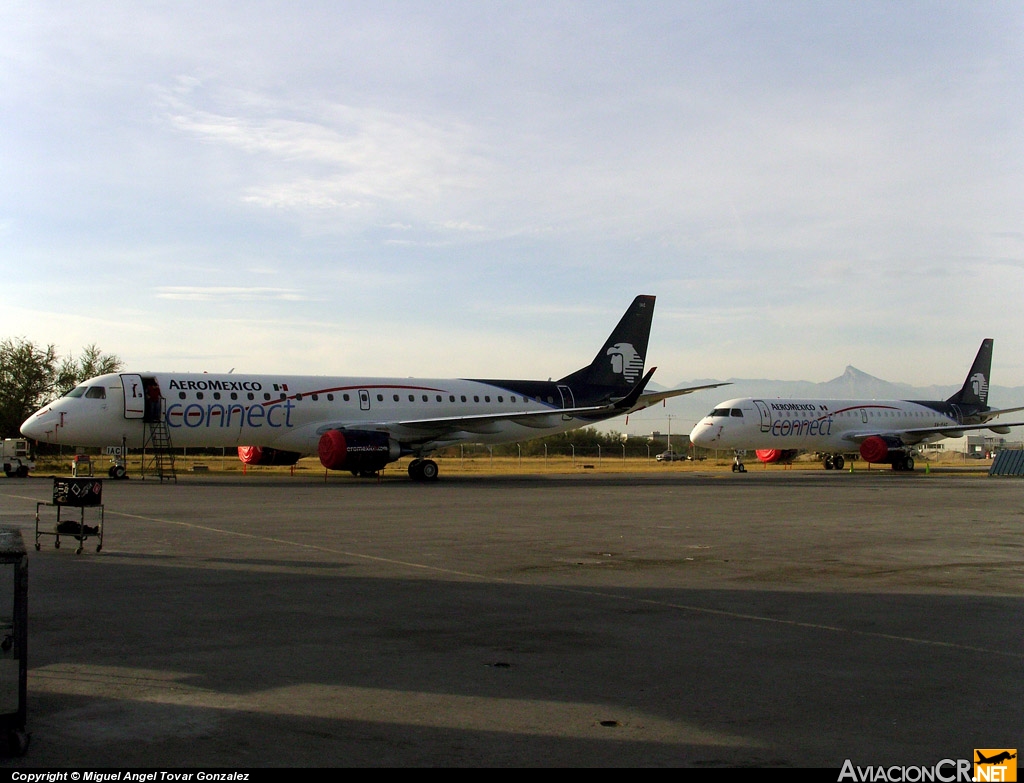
[{"left": 656, "top": 450, "right": 685, "bottom": 462}]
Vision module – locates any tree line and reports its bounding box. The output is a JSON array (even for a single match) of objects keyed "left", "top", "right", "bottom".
[
  {"left": 440, "top": 428, "right": 675, "bottom": 459},
  {"left": 0, "top": 338, "right": 122, "bottom": 438}
]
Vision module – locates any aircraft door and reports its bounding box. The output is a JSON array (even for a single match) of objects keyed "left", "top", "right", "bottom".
[
  {"left": 753, "top": 400, "right": 771, "bottom": 433},
  {"left": 358, "top": 390, "right": 371, "bottom": 411},
  {"left": 121, "top": 375, "right": 146, "bottom": 419},
  {"left": 557, "top": 385, "right": 575, "bottom": 421}
]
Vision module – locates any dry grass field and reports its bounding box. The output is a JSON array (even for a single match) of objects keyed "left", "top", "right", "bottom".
[{"left": 29, "top": 448, "right": 993, "bottom": 478}]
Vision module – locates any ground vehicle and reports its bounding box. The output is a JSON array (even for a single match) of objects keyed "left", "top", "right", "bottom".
[
  {"left": 656, "top": 450, "right": 685, "bottom": 462},
  {"left": 2, "top": 439, "right": 35, "bottom": 477}
]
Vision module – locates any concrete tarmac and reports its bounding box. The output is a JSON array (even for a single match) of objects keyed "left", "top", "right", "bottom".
[{"left": 0, "top": 468, "right": 1021, "bottom": 768}]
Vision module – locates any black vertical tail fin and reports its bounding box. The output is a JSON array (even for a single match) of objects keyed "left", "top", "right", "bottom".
[
  {"left": 558, "top": 295, "right": 655, "bottom": 398},
  {"left": 946, "top": 339, "right": 993, "bottom": 409}
]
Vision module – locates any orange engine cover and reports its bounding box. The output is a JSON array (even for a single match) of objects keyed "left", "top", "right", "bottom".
[
  {"left": 318, "top": 430, "right": 399, "bottom": 472},
  {"left": 237, "top": 446, "right": 301, "bottom": 466},
  {"left": 755, "top": 449, "right": 798, "bottom": 464}
]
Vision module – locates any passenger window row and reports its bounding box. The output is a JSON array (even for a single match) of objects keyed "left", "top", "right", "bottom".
[{"left": 175, "top": 390, "right": 523, "bottom": 404}]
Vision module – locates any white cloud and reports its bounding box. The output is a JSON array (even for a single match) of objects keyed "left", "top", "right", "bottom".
[
  {"left": 154, "top": 287, "right": 310, "bottom": 302},
  {"left": 1, "top": 2, "right": 1022, "bottom": 386}
]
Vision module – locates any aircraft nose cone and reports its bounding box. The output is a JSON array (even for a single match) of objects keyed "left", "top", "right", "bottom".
[
  {"left": 21, "top": 409, "right": 55, "bottom": 442},
  {"left": 689, "top": 421, "right": 712, "bottom": 446}
]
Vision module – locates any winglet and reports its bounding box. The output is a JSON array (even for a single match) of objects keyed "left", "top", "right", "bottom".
[{"left": 614, "top": 366, "right": 658, "bottom": 411}]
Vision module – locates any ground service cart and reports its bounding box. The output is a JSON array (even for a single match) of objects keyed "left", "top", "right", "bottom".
[
  {"left": 35, "top": 478, "right": 104, "bottom": 554},
  {"left": 1, "top": 440, "right": 34, "bottom": 478}
]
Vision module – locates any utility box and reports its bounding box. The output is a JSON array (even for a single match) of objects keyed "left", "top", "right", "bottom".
[
  {"left": 52, "top": 478, "right": 103, "bottom": 507},
  {"left": 0, "top": 528, "right": 27, "bottom": 755}
]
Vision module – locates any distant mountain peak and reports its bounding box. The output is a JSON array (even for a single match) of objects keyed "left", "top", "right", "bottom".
[{"left": 830, "top": 365, "right": 883, "bottom": 384}]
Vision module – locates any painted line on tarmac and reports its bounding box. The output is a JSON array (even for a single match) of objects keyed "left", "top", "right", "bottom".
[{"left": 105, "top": 507, "right": 1024, "bottom": 662}]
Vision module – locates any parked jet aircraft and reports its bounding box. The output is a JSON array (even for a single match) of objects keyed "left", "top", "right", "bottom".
[
  {"left": 689, "top": 339, "right": 1024, "bottom": 472},
  {"left": 22, "top": 295, "right": 725, "bottom": 481}
]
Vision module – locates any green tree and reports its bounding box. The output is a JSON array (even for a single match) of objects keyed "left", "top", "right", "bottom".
[
  {"left": 0, "top": 338, "right": 58, "bottom": 438},
  {"left": 55, "top": 344, "right": 122, "bottom": 397},
  {"left": 0, "top": 338, "right": 122, "bottom": 437}
]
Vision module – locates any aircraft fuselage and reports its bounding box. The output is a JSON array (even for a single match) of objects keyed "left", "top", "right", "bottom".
[
  {"left": 689, "top": 397, "right": 971, "bottom": 453},
  {"left": 21, "top": 372, "right": 599, "bottom": 455}
]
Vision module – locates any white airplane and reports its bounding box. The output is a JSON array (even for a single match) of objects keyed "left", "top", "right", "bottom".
[
  {"left": 21, "top": 295, "right": 726, "bottom": 481},
  {"left": 689, "top": 339, "right": 1024, "bottom": 472}
]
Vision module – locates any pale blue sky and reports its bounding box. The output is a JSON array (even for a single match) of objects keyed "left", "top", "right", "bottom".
[{"left": 3, "top": 1, "right": 1023, "bottom": 404}]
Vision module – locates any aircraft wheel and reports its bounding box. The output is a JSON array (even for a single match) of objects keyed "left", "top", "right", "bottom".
[
  {"left": 834, "top": 456, "right": 845, "bottom": 470},
  {"left": 419, "top": 460, "right": 439, "bottom": 481},
  {"left": 823, "top": 456, "right": 834, "bottom": 470},
  {"left": 905, "top": 457, "right": 914, "bottom": 471},
  {"left": 408, "top": 460, "right": 423, "bottom": 480}
]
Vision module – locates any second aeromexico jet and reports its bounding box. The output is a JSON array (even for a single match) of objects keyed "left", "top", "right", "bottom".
[
  {"left": 689, "top": 339, "right": 1024, "bottom": 472},
  {"left": 21, "top": 295, "right": 725, "bottom": 481}
]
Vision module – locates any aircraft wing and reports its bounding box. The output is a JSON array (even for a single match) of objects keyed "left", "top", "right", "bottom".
[
  {"left": 840, "top": 420, "right": 1024, "bottom": 445},
  {"left": 312, "top": 402, "right": 625, "bottom": 443},
  {"left": 309, "top": 369, "right": 677, "bottom": 444}
]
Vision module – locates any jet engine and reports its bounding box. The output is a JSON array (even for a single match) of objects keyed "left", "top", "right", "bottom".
[
  {"left": 755, "top": 449, "right": 799, "bottom": 464},
  {"left": 318, "top": 429, "right": 401, "bottom": 473},
  {"left": 237, "top": 446, "right": 302, "bottom": 466},
  {"left": 858, "top": 435, "right": 906, "bottom": 465}
]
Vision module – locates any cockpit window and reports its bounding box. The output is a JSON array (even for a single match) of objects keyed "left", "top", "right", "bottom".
[
  {"left": 730, "top": 409, "right": 743, "bottom": 417},
  {"left": 85, "top": 386, "right": 106, "bottom": 399},
  {"left": 65, "top": 386, "right": 87, "bottom": 398},
  {"left": 711, "top": 408, "right": 730, "bottom": 417}
]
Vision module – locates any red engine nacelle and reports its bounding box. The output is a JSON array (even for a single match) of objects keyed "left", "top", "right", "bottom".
[
  {"left": 755, "top": 449, "right": 799, "bottom": 464},
  {"left": 318, "top": 430, "right": 401, "bottom": 472},
  {"left": 237, "top": 446, "right": 302, "bottom": 466},
  {"left": 859, "top": 435, "right": 903, "bottom": 464}
]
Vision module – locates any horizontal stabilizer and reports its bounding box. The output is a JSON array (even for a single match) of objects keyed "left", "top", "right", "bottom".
[
  {"left": 982, "top": 404, "right": 1024, "bottom": 418},
  {"left": 633, "top": 382, "right": 731, "bottom": 411}
]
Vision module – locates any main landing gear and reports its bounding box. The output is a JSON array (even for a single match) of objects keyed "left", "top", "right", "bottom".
[
  {"left": 731, "top": 454, "right": 747, "bottom": 473},
  {"left": 408, "top": 458, "right": 439, "bottom": 482},
  {"left": 890, "top": 454, "right": 915, "bottom": 472},
  {"left": 822, "top": 454, "right": 846, "bottom": 470}
]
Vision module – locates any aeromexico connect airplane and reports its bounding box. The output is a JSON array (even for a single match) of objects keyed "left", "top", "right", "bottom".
[
  {"left": 689, "top": 339, "right": 1024, "bottom": 472},
  {"left": 21, "top": 295, "right": 726, "bottom": 481}
]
